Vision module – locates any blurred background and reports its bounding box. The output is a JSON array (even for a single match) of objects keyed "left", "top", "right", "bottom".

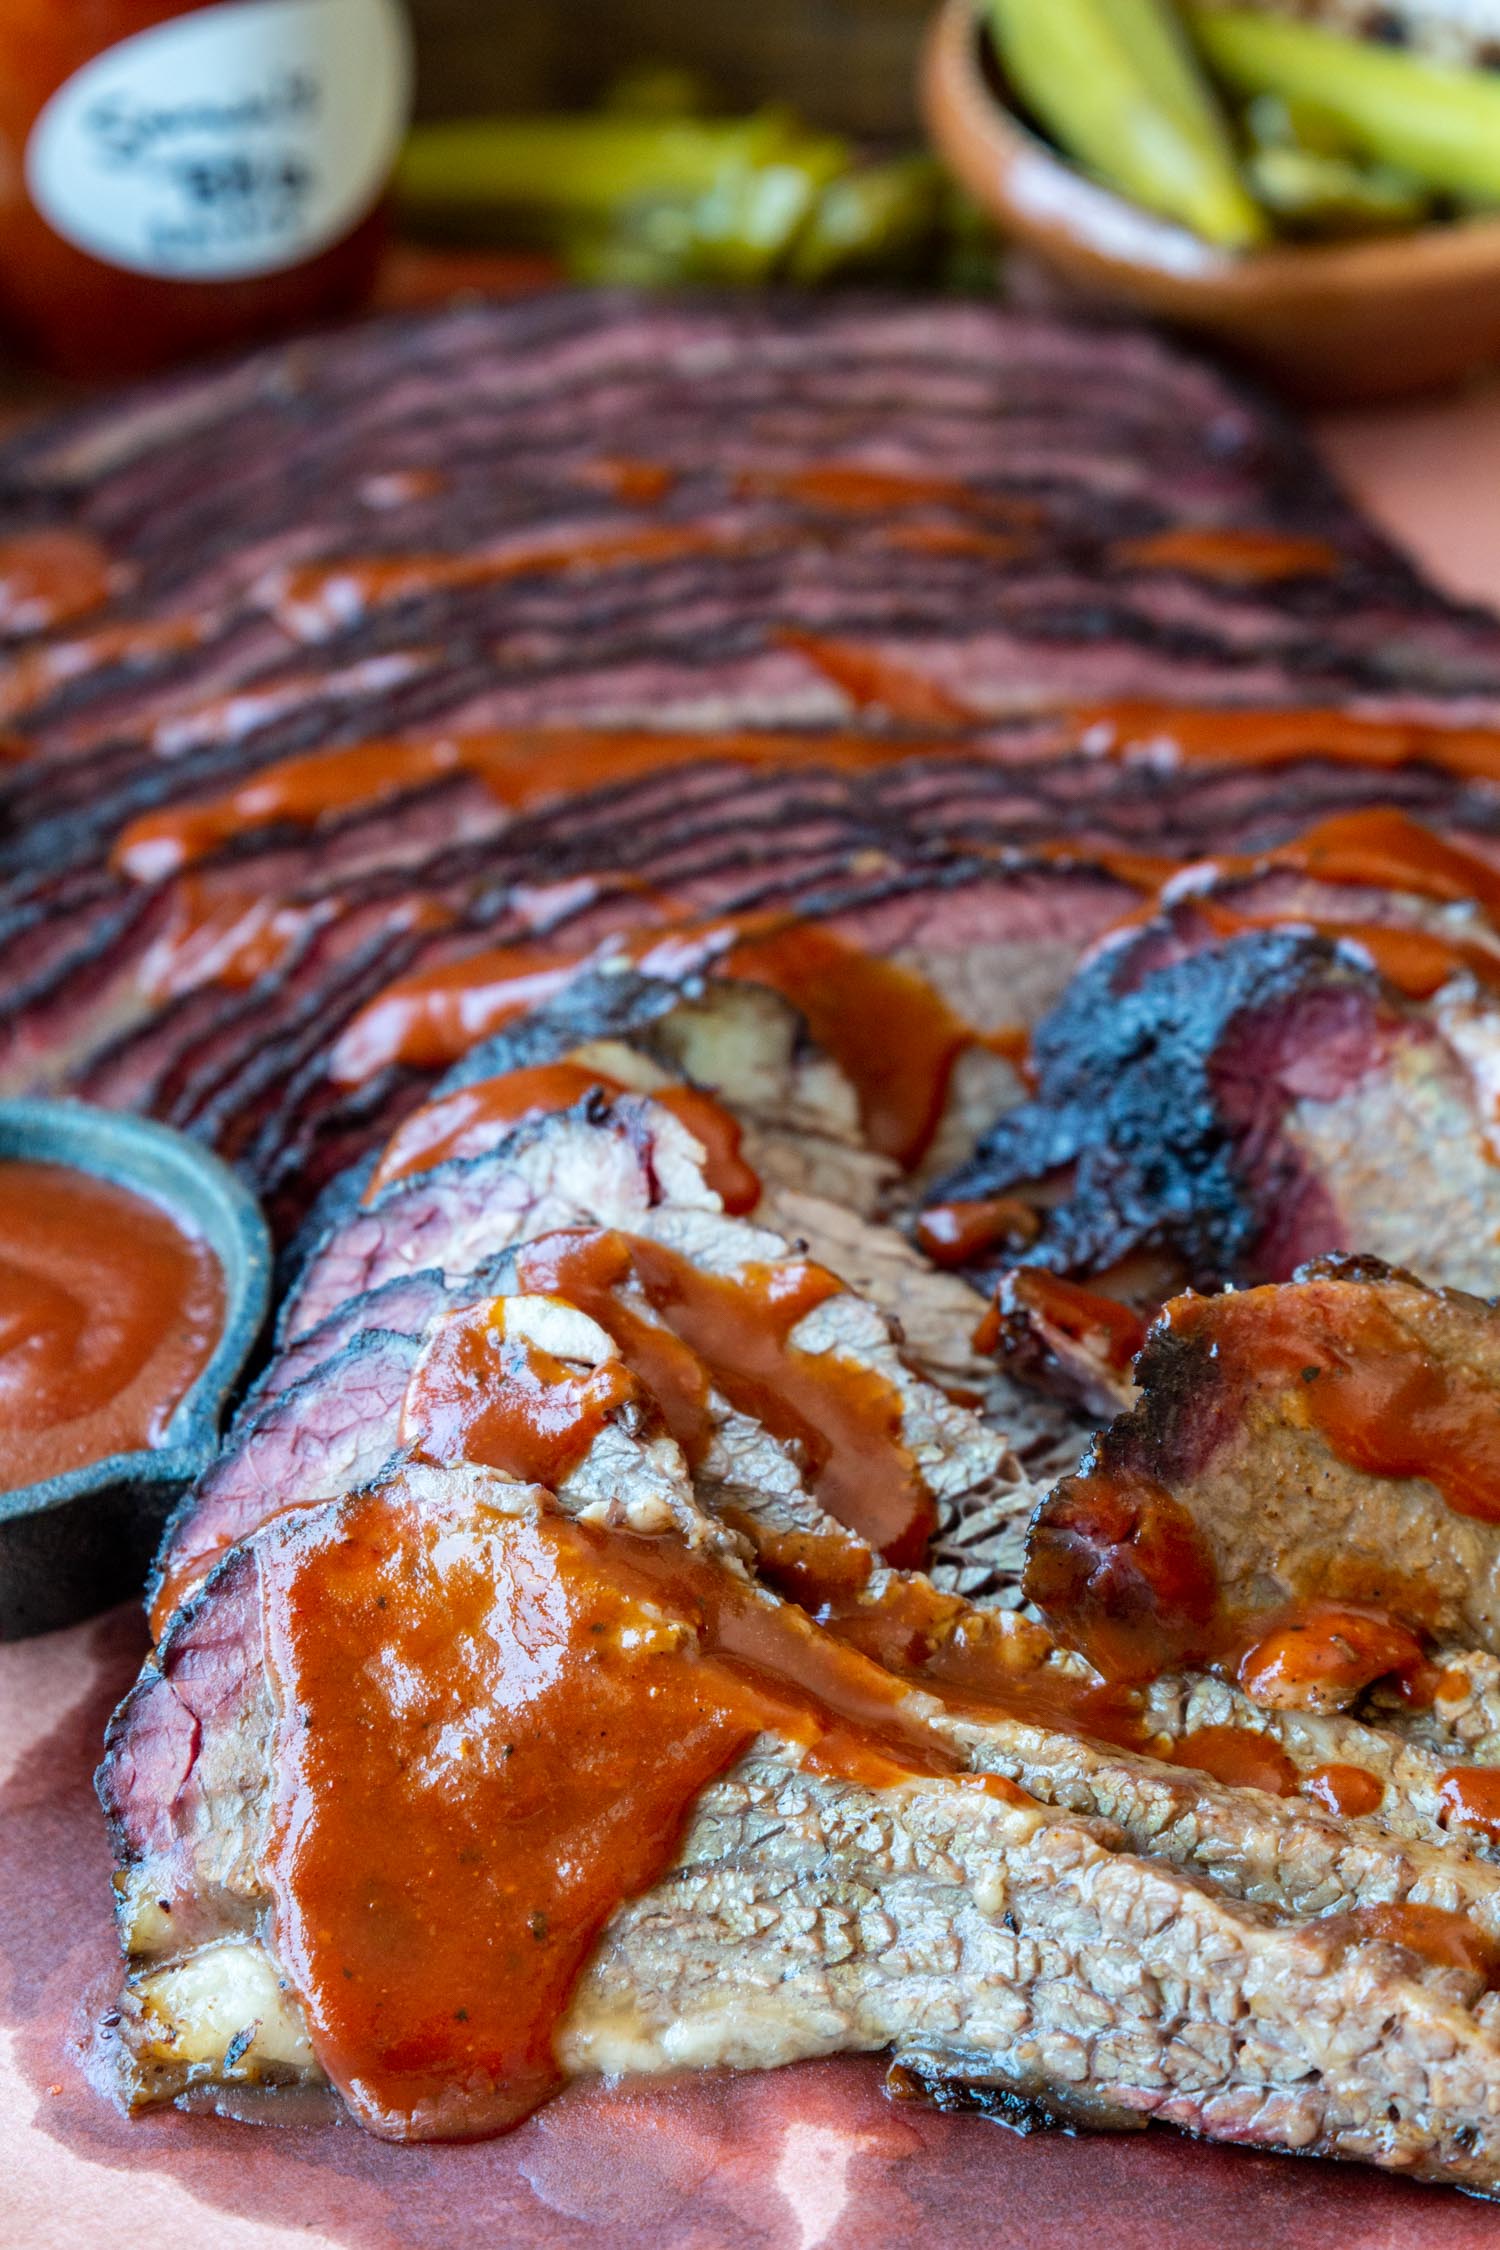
[
  {"left": 406, "top": 0, "right": 929, "bottom": 133},
  {"left": 4, "top": 1, "right": 1500, "bottom": 425}
]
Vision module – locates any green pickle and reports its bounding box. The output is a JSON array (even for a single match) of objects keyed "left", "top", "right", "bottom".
[
  {"left": 1247, "top": 145, "right": 1431, "bottom": 235},
  {"left": 985, "top": 0, "right": 1267, "bottom": 248},
  {"left": 1187, "top": 6, "right": 1500, "bottom": 205},
  {"left": 396, "top": 110, "right": 965, "bottom": 287}
]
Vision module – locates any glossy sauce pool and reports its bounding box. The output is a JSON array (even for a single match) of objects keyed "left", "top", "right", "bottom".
[{"left": 0, "top": 1159, "right": 224, "bottom": 1491}]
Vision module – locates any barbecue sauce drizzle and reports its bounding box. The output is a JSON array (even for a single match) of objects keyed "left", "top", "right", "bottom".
[
  {"left": 365, "top": 1063, "right": 760, "bottom": 1214},
  {"left": 332, "top": 911, "right": 975, "bottom": 1169},
  {"left": 260, "top": 1481, "right": 1024, "bottom": 2141},
  {"left": 110, "top": 727, "right": 926, "bottom": 880},
  {"left": 504, "top": 1230, "right": 936, "bottom": 1570},
  {"left": 0, "top": 527, "right": 119, "bottom": 634},
  {"left": 1031, "top": 1279, "right": 1500, "bottom": 1694},
  {"left": 1179, "top": 1283, "right": 1500, "bottom": 1531},
  {"left": 265, "top": 1278, "right": 1500, "bottom": 2143}
]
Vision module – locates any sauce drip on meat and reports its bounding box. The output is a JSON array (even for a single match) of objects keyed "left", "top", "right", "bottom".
[
  {"left": 0, "top": 617, "right": 205, "bottom": 729},
  {"left": 1192, "top": 906, "right": 1500, "bottom": 1003},
  {"left": 578, "top": 457, "right": 675, "bottom": 505},
  {"left": 111, "top": 727, "right": 923, "bottom": 880},
  {"left": 401, "top": 1305, "right": 637, "bottom": 1485},
  {"left": 0, "top": 527, "right": 118, "bottom": 633},
  {"left": 366, "top": 1062, "right": 760, "bottom": 1212},
  {"left": 1110, "top": 528, "right": 1340, "bottom": 582},
  {"left": 1324, "top": 1903, "right": 1500, "bottom": 1986},
  {"left": 775, "top": 629, "right": 979, "bottom": 725},
  {"left": 738, "top": 463, "right": 1039, "bottom": 517},
  {"left": 1236, "top": 1605, "right": 1428, "bottom": 1710},
  {"left": 1171, "top": 1725, "right": 1297, "bottom": 1796},
  {"left": 334, "top": 912, "right": 972, "bottom": 1170},
  {"left": 259, "top": 1480, "right": 1024, "bottom": 2139},
  {"left": 139, "top": 885, "right": 448, "bottom": 1006},
  {"left": 916, "top": 1194, "right": 1041, "bottom": 1267},
  {"left": 139, "top": 886, "right": 332, "bottom": 1004},
  {"left": 1023, "top": 1461, "right": 1222, "bottom": 1681},
  {"left": 330, "top": 939, "right": 605, "bottom": 1084},
  {"left": 1437, "top": 1766, "right": 1500, "bottom": 1843},
  {"left": 1174, "top": 1284, "right": 1500, "bottom": 1528},
  {"left": 716, "top": 919, "right": 972, "bottom": 1167},
  {"left": 509, "top": 1230, "right": 936, "bottom": 1569},
  {"left": 268, "top": 525, "right": 745, "bottom": 637},
  {"left": 973, "top": 1269, "right": 1148, "bottom": 1370},
  {"left": 1261, "top": 808, "right": 1500, "bottom": 926},
  {"left": 1303, "top": 1763, "right": 1384, "bottom": 1818},
  {"left": 0, "top": 1159, "right": 223, "bottom": 1491},
  {"left": 1073, "top": 703, "right": 1500, "bottom": 788}
]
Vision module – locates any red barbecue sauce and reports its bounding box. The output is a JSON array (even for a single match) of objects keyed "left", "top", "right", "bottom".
[
  {"left": 973, "top": 1269, "right": 1148, "bottom": 1370},
  {"left": 577, "top": 457, "right": 676, "bottom": 506},
  {"left": 0, "top": 617, "right": 207, "bottom": 730},
  {"left": 739, "top": 463, "right": 1030, "bottom": 516},
  {"left": 775, "top": 628, "right": 979, "bottom": 725},
  {"left": 1438, "top": 1766, "right": 1500, "bottom": 1843},
  {"left": 332, "top": 912, "right": 973, "bottom": 1171},
  {"left": 916, "top": 1195, "right": 1041, "bottom": 1268},
  {"left": 1236, "top": 1605, "right": 1429, "bottom": 1708},
  {"left": 401, "top": 1314, "right": 637, "bottom": 1487},
  {"left": 1074, "top": 703, "right": 1500, "bottom": 788},
  {"left": 0, "top": 1159, "right": 222, "bottom": 1490},
  {"left": 0, "top": 3, "right": 396, "bottom": 379},
  {"left": 1171, "top": 1726, "right": 1297, "bottom": 1797},
  {"left": 365, "top": 1062, "right": 760, "bottom": 1215},
  {"left": 1110, "top": 528, "right": 1340, "bottom": 583},
  {"left": 259, "top": 1478, "right": 1030, "bottom": 2141},
  {"left": 0, "top": 529, "right": 122, "bottom": 635},
  {"left": 1324, "top": 1903, "right": 1500, "bottom": 1985},
  {"left": 270, "top": 527, "right": 744, "bottom": 638},
  {"left": 503, "top": 1230, "right": 935, "bottom": 1570},
  {"left": 1185, "top": 1284, "right": 1500, "bottom": 1530},
  {"left": 1303, "top": 1763, "right": 1384, "bottom": 1818},
  {"left": 110, "top": 727, "right": 932, "bottom": 879}
]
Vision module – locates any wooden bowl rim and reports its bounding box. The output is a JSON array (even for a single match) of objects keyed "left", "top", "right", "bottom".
[{"left": 922, "top": 0, "right": 1500, "bottom": 300}]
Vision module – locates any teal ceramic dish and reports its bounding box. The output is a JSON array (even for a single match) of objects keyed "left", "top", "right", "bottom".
[{"left": 0, "top": 1101, "right": 271, "bottom": 1639}]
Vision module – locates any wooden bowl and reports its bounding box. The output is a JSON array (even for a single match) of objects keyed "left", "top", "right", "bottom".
[{"left": 921, "top": 0, "right": 1500, "bottom": 404}]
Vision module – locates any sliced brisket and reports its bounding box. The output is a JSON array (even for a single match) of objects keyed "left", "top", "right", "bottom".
[{"left": 926, "top": 920, "right": 1500, "bottom": 1300}]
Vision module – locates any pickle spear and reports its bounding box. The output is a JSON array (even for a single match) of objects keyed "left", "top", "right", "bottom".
[
  {"left": 396, "top": 112, "right": 959, "bottom": 287},
  {"left": 985, "top": 0, "right": 1267, "bottom": 248},
  {"left": 1248, "top": 145, "right": 1431, "bottom": 235},
  {"left": 396, "top": 113, "right": 827, "bottom": 236},
  {"left": 1187, "top": 7, "right": 1500, "bottom": 204}
]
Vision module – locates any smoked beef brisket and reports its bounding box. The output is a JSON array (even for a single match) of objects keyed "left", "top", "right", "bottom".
[
  {"left": 19, "top": 292, "right": 1500, "bottom": 2193},
  {"left": 4, "top": 295, "right": 1500, "bottom": 1222}
]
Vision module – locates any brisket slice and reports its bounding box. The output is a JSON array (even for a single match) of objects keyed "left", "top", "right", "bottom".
[
  {"left": 6, "top": 296, "right": 1489, "bottom": 713},
  {"left": 277, "top": 1090, "right": 726, "bottom": 1344},
  {"left": 926, "top": 921, "right": 1500, "bottom": 1300},
  {"left": 161, "top": 1090, "right": 1022, "bottom": 1626},
  {"left": 6, "top": 749, "right": 1500, "bottom": 1221},
  {"left": 2, "top": 291, "right": 1500, "bottom": 899},
  {"left": 145, "top": 1326, "right": 419, "bottom": 1629},
  {"left": 98, "top": 1457, "right": 1500, "bottom": 2187},
  {"left": 1027, "top": 1256, "right": 1500, "bottom": 1674}
]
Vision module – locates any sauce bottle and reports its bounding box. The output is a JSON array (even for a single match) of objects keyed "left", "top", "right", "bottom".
[{"left": 0, "top": 0, "right": 413, "bottom": 377}]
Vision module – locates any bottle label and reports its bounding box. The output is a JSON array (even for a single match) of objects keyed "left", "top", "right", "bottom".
[{"left": 26, "top": 0, "right": 412, "bottom": 282}]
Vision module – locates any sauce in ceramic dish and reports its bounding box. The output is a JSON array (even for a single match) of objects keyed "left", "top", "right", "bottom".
[{"left": 0, "top": 1158, "right": 224, "bottom": 1491}]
